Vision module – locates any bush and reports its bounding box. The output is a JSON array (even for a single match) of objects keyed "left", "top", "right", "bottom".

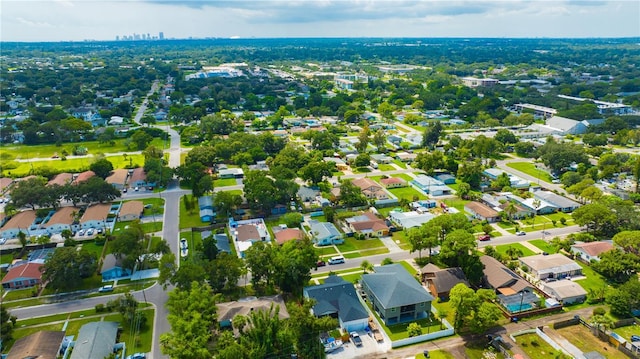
[
  {"left": 560, "top": 217, "right": 567, "bottom": 225},
  {"left": 95, "top": 303, "right": 105, "bottom": 313},
  {"left": 593, "top": 307, "right": 606, "bottom": 316},
  {"left": 407, "top": 322, "right": 422, "bottom": 337}
]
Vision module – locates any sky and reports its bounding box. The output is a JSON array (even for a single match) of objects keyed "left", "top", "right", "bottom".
[{"left": 1, "top": 0, "right": 639, "bottom": 42}]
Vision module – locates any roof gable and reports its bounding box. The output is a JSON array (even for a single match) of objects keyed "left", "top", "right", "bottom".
[{"left": 362, "top": 264, "right": 433, "bottom": 309}]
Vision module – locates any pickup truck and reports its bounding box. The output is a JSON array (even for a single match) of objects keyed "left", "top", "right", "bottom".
[{"left": 350, "top": 332, "right": 363, "bottom": 347}]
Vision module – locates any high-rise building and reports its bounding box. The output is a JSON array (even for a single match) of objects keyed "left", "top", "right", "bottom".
[{"left": 159, "top": 32, "right": 164, "bottom": 40}]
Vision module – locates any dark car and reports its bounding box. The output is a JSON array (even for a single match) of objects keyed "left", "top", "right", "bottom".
[
  {"left": 631, "top": 335, "right": 640, "bottom": 342},
  {"left": 478, "top": 234, "right": 491, "bottom": 241},
  {"left": 316, "top": 260, "right": 326, "bottom": 267},
  {"left": 350, "top": 332, "right": 363, "bottom": 347}
]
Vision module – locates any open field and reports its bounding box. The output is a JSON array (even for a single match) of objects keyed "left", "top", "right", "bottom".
[
  {"left": 515, "top": 333, "right": 563, "bottom": 358},
  {"left": 1, "top": 153, "right": 145, "bottom": 177},
  {"left": 506, "top": 162, "right": 553, "bottom": 183},
  {"left": 557, "top": 325, "right": 627, "bottom": 359},
  {"left": 0, "top": 138, "right": 164, "bottom": 160}
]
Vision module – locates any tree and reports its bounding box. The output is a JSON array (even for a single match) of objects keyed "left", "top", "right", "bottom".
[
  {"left": 613, "top": 230, "right": 640, "bottom": 255},
  {"left": 572, "top": 202, "right": 617, "bottom": 236},
  {"left": 129, "top": 130, "right": 154, "bottom": 150},
  {"left": 208, "top": 252, "right": 246, "bottom": 294},
  {"left": 114, "top": 291, "right": 144, "bottom": 327},
  {"left": 17, "top": 231, "right": 28, "bottom": 249},
  {"left": 494, "top": 129, "right": 518, "bottom": 144},
  {"left": 9, "top": 176, "right": 53, "bottom": 210},
  {"left": 457, "top": 160, "right": 483, "bottom": 189},
  {"left": 592, "top": 248, "right": 638, "bottom": 283},
  {"left": 607, "top": 278, "right": 640, "bottom": 318},
  {"left": 355, "top": 124, "right": 370, "bottom": 153},
  {"left": 161, "top": 282, "right": 220, "bottom": 359},
  {"left": 244, "top": 241, "right": 276, "bottom": 289},
  {"left": 373, "top": 129, "right": 387, "bottom": 152},
  {"left": 457, "top": 182, "right": 471, "bottom": 200},
  {"left": 354, "top": 153, "right": 371, "bottom": 168},
  {"left": 422, "top": 121, "right": 442, "bottom": 149},
  {"left": 286, "top": 299, "right": 338, "bottom": 359},
  {"left": 360, "top": 260, "right": 373, "bottom": 273},
  {"left": 299, "top": 160, "right": 335, "bottom": 185},
  {"left": 338, "top": 180, "right": 367, "bottom": 207},
  {"left": 0, "top": 306, "right": 17, "bottom": 343},
  {"left": 213, "top": 191, "right": 242, "bottom": 218},
  {"left": 41, "top": 247, "right": 97, "bottom": 291},
  {"left": 110, "top": 223, "right": 146, "bottom": 271},
  {"left": 273, "top": 238, "right": 318, "bottom": 296},
  {"left": 233, "top": 304, "right": 294, "bottom": 359},
  {"left": 282, "top": 212, "right": 304, "bottom": 228},
  {"left": 450, "top": 284, "right": 501, "bottom": 333},
  {"left": 90, "top": 158, "right": 114, "bottom": 179}
]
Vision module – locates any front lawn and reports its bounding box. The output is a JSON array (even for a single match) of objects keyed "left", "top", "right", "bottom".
[
  {"left": 339, "top": 237, "right": 385, "bottom": 252},
  {"left": 315, "top": 246, "right": 338, "bottom": 257},
  {"left": 343, "top": 247, "right": 389, "bottom": 259},
  {"left": 506, "top": 162, "right": 553, "bottom": 183},
  {"left": 416, "top": 350, "right": 456, "bottom": 359},
  {"left": 495, "top": 243, "right": 537, "bottom": 257},
  {"left": 396, "top": 173, "right": 415, "bottom": 182},
  {"left": 515, "top": 333, "right": 563, "bottom": 359},
  {"left": 388, "top": 186, "right": 427, "bottom": 201},
  {"left": 528, "top": 239, "right": 558, "bottom": 254},
  {"left": 574, "top": 261, "right": 610, "bottom": 294},
  {"left": 392, "top": 159, "right": 407, "bottom": 169},
  {"left": 378, "top": 164, "right": 395, "bottom": 171},
  {"left": 179, "top": 195, "right": 206, "bottom": 229},
  {"left": 442, "top": 198, "right": 470, "bottom": 212},
  {"left": 214, "top": 178, "right": 237, "bottom": 187}
]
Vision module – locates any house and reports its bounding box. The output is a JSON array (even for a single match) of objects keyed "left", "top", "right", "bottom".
[
  {"left": 464, "top": 201, "right": 500, "bottom": 222},
  {"left": 6, "top": 331, "right": 66, "bottom": 359},
  {"left": 198, "top": 195, "right": 215, "bottom": 222},
  {"left": 298, "top": 186, "right": 320, "bottom": 202},
  {"left": 480, "top": 256, "right": 538, "bottom": 313},
  {"left": 519, "top": 254, "right": 582, "bottom": 280},
  {"left": 304, "top": 275, "right": 369, "bottom": 332},
  {"left": 380, "top": 177, "right": 407, "bottom": 189},
  {"left": 43, "top": 206, "right": 78, "bottom": 234},
  {"left": 371, "top": 154, "right": 393, "bottom": 164},
  {"left": 542, "top": 280, "right": 587, "bottom": 304},
  {"left": 79, "top": 204, "right": 110, "bottom": 230},
  {"left": 0, "top": 210, "right": 37, "bottom": 239},
  {"left": 105, "top": 169, "right": 128, "bottom": 190},
  {"left": 273, "top": 227, "right": 304, "bottom": 245},
  {"left": 396, "top": 152, "right": 417, "bottom": 162},
  {"left": 345, "top": 212, "right": 389, "bottom": 237},
  {"left": 520, "top": 197, "right": 558, "bottom": 215},
  {"left": 571, "top": 241, "right": 614, "bottom": 263},
  {"left": 70, "top": 321, "right": 119, "bottom": 359},
  {"left": 47, "top": 172, "right": 73, "bottom": 187},
  {"left": 128, "top": 167, "right": 150, "bottom": 188},
  {"left": 352, "top": 178, "right": 389, "bottom": 200},
  {"left": 483, "top": 169, "right": 530, "bottom": 189},
  {"left": 218, "top": 168, "right": 244, "bottom": 179},
  {"left": 101, "top": 254, "right": 131, "bottom": 281},
  {"left": 532, "top": 190, "right": 581, "bottom": 213},
  {"left": 421, "top": 264, "right": 469, "bottom": 300},
  {"left": 323, "top": 157, "right": 349, "bottom": 171},
  {"left": 461, "top": 77, "right": 499, "bottom": 88},
  {"left": 229, "top": 218, "right": 270, "bottom": 257},
  {"left": 309, "top": 220, "right": 343, "bottom": 246},
  {"left": 217, "top": 295, "right": 290, "bottom": 328},
  {"left": 214, "top": 233, "right": 231, "bottom": 253},
  {"left": 388, "top": 210, "right": 434, "bottom": 229},
  {"left": 1, "top": 261, "right": 44, "bottom": 289},
  {"left": 434, "top": 173, "right": 456, "bottom": 185},
  {"left": 73, "top": 170, "right": 95, "bottom": 184},
  {"left": 118, "top": 201, "right": 144, "bottom": 222},
  {"left": 361, "top": 264, "right": 434, "bottom": 325},
  {"left": 411, "top": 175, "right": 453, "bottom": 196}
]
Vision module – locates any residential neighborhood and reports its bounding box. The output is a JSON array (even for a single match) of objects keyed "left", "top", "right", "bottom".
[{"left": 1, "top": 36, "right": 640, "bottom": 359}]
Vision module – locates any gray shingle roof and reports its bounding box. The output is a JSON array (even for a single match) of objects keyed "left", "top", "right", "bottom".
[
  {"left": 70, "top": 321, "right": 119, "bottom": 359},
  {"left": 304, "top": 275, "right": 369, "bottom": 323},
  {"left": 361, "top": 264, "right": 433, "bottom": 309}
]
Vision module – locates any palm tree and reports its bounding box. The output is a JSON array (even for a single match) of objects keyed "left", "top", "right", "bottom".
[
  {"left": 17, "top": 231, "right": 28, "bottom": 250},
  {"left": 531, "top": 199, "right": 541, "bottom": 230},
  {"left": 504, "top": 202, "right": 517, "bottom": 222},
  {"left": 360, "top": 260, "right": 373, "bottom": 274},
  {"left": 505, "top": 246, "right": 524, "bottom": 260}
]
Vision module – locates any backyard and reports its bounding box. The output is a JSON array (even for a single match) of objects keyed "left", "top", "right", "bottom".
[
  {"left": 557, "top": 324, "right": 628, "bottom": 359},
  {"left": 515, "top": 333, "right": 567, "bottom": 358}
]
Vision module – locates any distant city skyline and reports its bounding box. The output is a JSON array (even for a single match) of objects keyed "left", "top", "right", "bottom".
[{"left": 1, "top": 0, "right": 639, "bottom": 42}]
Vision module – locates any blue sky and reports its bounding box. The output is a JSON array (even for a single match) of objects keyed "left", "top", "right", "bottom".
[{"left": 1, "top": 0, "right": 639, "bottom": 42}]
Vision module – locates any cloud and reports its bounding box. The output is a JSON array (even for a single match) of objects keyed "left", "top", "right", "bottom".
[{"left": 17, "top": 17, "right": 53, "bottom": 27}]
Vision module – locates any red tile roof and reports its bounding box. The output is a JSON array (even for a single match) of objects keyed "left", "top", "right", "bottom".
[
  {"left": 572, "top": 241, "right": 614, "bottom": 257},
  {"left": 380, "top": 177, "right": 406, "bottom": 185},
  {"left": 274, "top": 228, "right": 304, "bottom": 245},
  {"left": 1, "top": 262, "right": 43, "bottom": 284}
]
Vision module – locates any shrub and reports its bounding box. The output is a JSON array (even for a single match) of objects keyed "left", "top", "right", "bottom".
[
  {"left": 95, "top": 303, "right": 105, "bottom": 313},
  {"left": 593, "top": 307, "right": 606, "bottom": 316},
  {"left": 560, "top": 217, "right": 567, "bottom": 225},
  {"left": 407, "top": 322, "right": 422, "bottom": 337}
]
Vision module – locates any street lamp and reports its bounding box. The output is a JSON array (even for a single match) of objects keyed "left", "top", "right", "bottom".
[{"left": 518, "top": 291, "right": 525, "bottom": 313}]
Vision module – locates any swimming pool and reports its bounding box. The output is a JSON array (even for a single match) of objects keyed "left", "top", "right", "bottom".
[{"left": 506, "top": 303, "right": 533, "bottom": 313}]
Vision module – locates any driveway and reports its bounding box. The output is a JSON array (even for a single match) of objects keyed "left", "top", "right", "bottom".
[{"left": 328, "top": 330, "right": 391, "bottom": 359}]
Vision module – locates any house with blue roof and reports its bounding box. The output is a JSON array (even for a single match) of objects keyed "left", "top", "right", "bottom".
[
  {"left": 411, "top": 175, "right": 453, "bottom": 196},
  {"left": 304, "top": 275, "right": 370, "bottom": 332},
  {"left": 361, "top": 264, "right": 434, "bottom": 325},
  {"left": 309, "top": 220, "right": 343, "bottom": 246}
]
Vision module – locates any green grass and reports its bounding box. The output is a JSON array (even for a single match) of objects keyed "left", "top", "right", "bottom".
[
  {"left": 464, "top": 342, "right": 505, "bottom": 359},
  {"left": 2, "top": 287, "right": 38, "bottom": 301},
  {"left": 2, "top": 154, "right": 146, "bottom": 177},
  {"left": 392, "top": 231, "right": 412, "bottom": 250},
  {"left": 392, "top": 159, "right": 407, "bottom": 169},
  {"left": 0, "top": 138, "right": 165, "bottom": 160},
  {"left": 379, "top": 315, "right": 443, "bottom": 341},
  {"left": 378, "top": 164, "right": 395, "bottom": 171},
  {"left": 495, "top": 243, "right": 537, "bottom": 257},
  {"left": 557, "top": 325, "right": 628, "bottom": 359},
  {"left": 395, "top": 173, "right": 415, "bottom": 182},
  {"left": 79, "top": 241, "right": 108, "bottom": 258},
  {"left": 528, "top": 239, "right": 558, "bottom": 254},
  {"left": 0, "top": 297, "right": 47, "bottom": 309},
  {"left": 612, "top": 323, "right": 640, "bottom": 343},
  {"left": 506, "top": 162, "right": 553, "bottom": 183},
  {"left": 398, "top": 259, "right": 419, "bottom": 276},
  {"left": 343, "top": 247, "right": 390, "bottom": 259},
  {"left": 416, "top": 350, "right": 456, "bottom": 359},
  {"left": 311, "top": 268, "right": 361, "bottom": 278},
  {"left": 339, "top": 237, "right": 385, "bottom": 252},
  {"left": 315, "top": 246, "right": 338, "bottom": 257},
  {"left": 141, "top": 197, "right": 165, "bottom": 216},
  {"left": 443, "top": 198, "right": 470, "bottom": 212},
  {"left": 140, "top": 221, "right": 163, "bottom": 233},
  {"left": 515, "top": 333, "right": 561, "bottom": 358},
  {"left": 223, "top": 189, "right": 244, "bottom": 196},
  {"left": 388, "top": 186, "right": 427, "bottom": 201},
  {"left": 179, "top": 195, "right": 206, "bottom": 229},
  {"left": 1, "top": 252, "right": 16, "bottom": 265},
  {"left": 574, "top": 261, "right": 610, "bottom": 294},
  {"left": 214, "top": 178, "right": 238, "bottom": 187},
  {"left": 432, "top": 299, "right": 455, "bottom": 325},
  {"left": 109, "top": 309, "right": 155, "bottom": 353}
]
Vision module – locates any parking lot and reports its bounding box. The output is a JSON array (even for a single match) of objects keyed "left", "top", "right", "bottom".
[{"left": 327, "top": 330, "right": 391, "bottom": 359}]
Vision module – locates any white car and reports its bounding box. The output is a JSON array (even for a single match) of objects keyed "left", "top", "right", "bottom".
[
  {"left": 0, "top": 238, "right": 6, "bottom": 245},
  {"left": 98, "top": 284, "right": 113, "bottom": 292},
  {"left": 87, "top": 228, "right": 95, "bottom": 236},
  {"left": 77, "top": 229, "right": 85, "bottom": 236}
]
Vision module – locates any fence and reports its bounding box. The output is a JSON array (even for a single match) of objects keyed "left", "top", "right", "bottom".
[{"left": 390, "top": 320, "right": 454, "bottom": 348}]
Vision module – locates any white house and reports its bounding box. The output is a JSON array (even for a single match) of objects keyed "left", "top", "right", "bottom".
[{"left": 570, "top": 241, "right": 614, "bottom": 262}]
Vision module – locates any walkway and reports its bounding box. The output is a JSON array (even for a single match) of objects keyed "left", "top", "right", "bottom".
[{"left": 379, "top": 235, "right": 403, "bottom": 253}]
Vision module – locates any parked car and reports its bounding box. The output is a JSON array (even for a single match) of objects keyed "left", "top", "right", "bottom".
[
  {"left": 77, "top": 229, "right": 85, "bottom": 236},
  {"left": 316, "top": 260, "right": 326, "bottom": 267},
  {"left": 631, "top": 335, "right": 640, "bottom": 342},
  {"left": 126, "top": 353, "right": 146, "bottom": 359},
  {"left": 0, "top": 238, "right": 6, "bottom": 245},
  {"left": 350, "top": 332, "right": 363, "bottom": 347},
  {"left": 98, "top": 285, "right": 113, "bottom": 292},
  {"left": 134, "top": 186, "right": 139, "bottom": 191},
  {"left": 478, "top": 234, "right": 491, "bottom": 241},
  {"left": 516, "top": 231, "right": 526, "bottom": 236},
  {"left": 86, "top": 228, "right": 95, "bottom": 236}
]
